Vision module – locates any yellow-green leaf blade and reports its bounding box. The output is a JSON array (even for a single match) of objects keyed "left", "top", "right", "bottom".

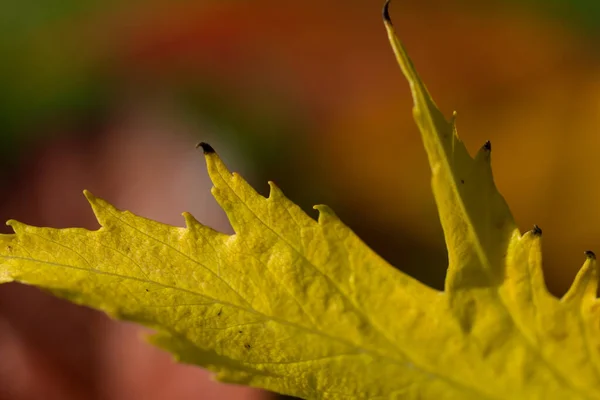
[
  {"left": 384, "top": 2, "right": 600, "bottom": 398},
  {"left": 384, "top": 0, "right": 518, "bottom": 293},
  {"left": 0, "top": 146, "right": 477, "bottom": 399},
  {"left": 0, "top": 3, "right": 599, "bottom": 399}
]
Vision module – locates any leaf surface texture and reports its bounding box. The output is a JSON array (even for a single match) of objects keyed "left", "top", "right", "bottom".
[{"left": 1, "top": 3, "right": 600, "bottom": 399}]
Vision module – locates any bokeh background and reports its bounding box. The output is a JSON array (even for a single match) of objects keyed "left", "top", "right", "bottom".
[{"left": 1, "top": 0, "right": 600, "bottom": 398}]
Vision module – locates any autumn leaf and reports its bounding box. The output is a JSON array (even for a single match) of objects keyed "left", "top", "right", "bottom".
[{"left": 1, "top": 1, "right": 600, "bottom": 399}]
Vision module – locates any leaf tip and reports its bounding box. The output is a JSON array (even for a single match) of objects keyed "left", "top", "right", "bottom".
[
  {"left": 475, "top": 140, "right": 492, "bottom": 163},
  {"left": 563, "top": 250, "right": 598, "bottom": 303},
  {"left": 83, "top": 190, "right": 102, "bottom": 211},
  {"left": 196, "top": 142, "right": 216, "bottom": 154},
  {"left": 585, "top": 250, "right": 596, "bottom": 260},
  {"left": 267, "top": 181, "right": 283, "bottom": 199},
  {"left": 313, "top": 204, "right": 337, "bottom": 223},
  {"left": 82, "top": 190, "right": 114, "bottom": 227},
  {"left": 83, "top": 189, "right": 95, "bottom": 202},
  {"left": 182, "top": 211, "right": 199, "bottom": 228},
  {"left": 5, "top": 219, "right": 27, "bottom": 234},
  {"left": 383, "top": 0, "right": 392, "bottom": 24},
  {"left": 449, "top": 110, "right": 458, "bottom": 127},
  {"left": 5, "top": 219, "right": 18, "bottom": 231}
]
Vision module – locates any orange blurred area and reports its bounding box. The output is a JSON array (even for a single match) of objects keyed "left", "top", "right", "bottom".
[{"left": 1, "top": 0, "right": 600, "bottom": 398}]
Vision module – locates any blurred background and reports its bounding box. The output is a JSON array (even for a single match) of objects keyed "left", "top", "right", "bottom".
[{"left": 1, "top": 0, "right": 600, "bottom": 398}]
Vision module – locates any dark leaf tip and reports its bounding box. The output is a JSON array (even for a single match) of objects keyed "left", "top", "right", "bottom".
[
  {"left": 483, "top": 140, "right": 491, "bottom": 151},
  {"left": 196, "top": 142, "right": 215, "bottom": 154},
  {"left": 383, "top": 0, "right": 392, "bottom": 24},
  {"left": 532, "top": 224, "right": 542, "bottom": 236},
  {"left": 585, "top": 250, "right": 596, "bottom": 260}
]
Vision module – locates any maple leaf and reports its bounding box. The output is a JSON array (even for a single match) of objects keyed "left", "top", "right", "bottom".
[{"left": 2, "top": 1, "right": 600, "bottom": 399}]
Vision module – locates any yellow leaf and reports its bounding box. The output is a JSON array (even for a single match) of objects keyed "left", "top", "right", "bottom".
[{"left": 1, "top": 2, "right": 600, "bottom": 399}]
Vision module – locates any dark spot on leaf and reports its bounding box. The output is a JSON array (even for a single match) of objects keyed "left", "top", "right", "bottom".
[
  {"left": 460, "top": 179, "right": 465, "bottom": 184},
  {"left": 532, "top": 225, "right": 542, "bottom": 236},
  {"left": 549, "top": 327, "right": 568, "bottom": 342},
  {"left": 217, "top": 308, "right": 222, "bottom": 316},
  {"left": 6, "top": 245, "right": 11, "bottom": 251},
  {"left": 244, "top": 343, "right": 252, "bottom": 350},
  {"left": 457, "top": 298, "right": 477, "bottom": 335},
  {"left": 145, "top": 289, "right": 149, "bottom": 292},
  {"left": 238, "top": 330, "right": 243, "bottom": 334}
]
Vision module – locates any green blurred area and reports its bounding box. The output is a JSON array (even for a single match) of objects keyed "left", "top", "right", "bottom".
[
  {"left": 1, "top": 0, "right": 107, "bottom": 160},
  {"left": 1, "top": 0, "right": 599, "bottom": 161},
  {"left": 532, "top": 0, "right": 600, "bottom": 33}
]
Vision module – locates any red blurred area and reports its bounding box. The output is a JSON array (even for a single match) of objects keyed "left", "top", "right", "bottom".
[{"left": 0, "top": 106, "right": 267, "bottom": 399}]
